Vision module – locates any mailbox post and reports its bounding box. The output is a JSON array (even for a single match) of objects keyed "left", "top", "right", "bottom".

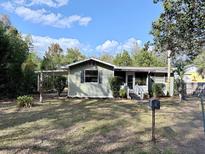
[
  {"left": 152, "top": 108, "right": 156, "bottom": 142},
  {"left": 200, "top": 96, "right": 205, "bottom": 134},
  {"left": 149, "top": 99, "right": 160, "bottom": 142}
]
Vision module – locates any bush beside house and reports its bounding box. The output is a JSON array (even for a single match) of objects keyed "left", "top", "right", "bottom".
[
  {"left": 109, "top": 77, "right": 122, "bottom": 98},
  {"left": 54, "top": 76, "right": 67, "bottom": 96},
  {"left": 109, "top": 76, "right": 128, "bottom": 98},
  {"left": 119, "top": 88, "right": 127, "bottom": 98},
  {"left": 152, "top": 83, "right": 165, "bottom": 97}
]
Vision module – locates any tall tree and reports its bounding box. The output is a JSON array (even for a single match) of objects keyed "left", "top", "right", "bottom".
[
  {"left": 113, "top": 50, "right": 132, "bottom": 66},
  {"left": 47, "top": 43, "right": 63, "bottom": 67},
  {"left": 0, "top": 17, "right": 29, "bottom": 98},
  {"left": 132, "top": 49, "right": 166, "bottom": 67},
  {"left": 63, "top": 48, "right": 85, "bottom": 64},
  {"left": 40, "top": 56, "right": 56, "bottom": 70},
  {"left": 99, "top": 53, "right": 113, "bottom": 64},
  {"left": 41, "top": 43, "right": 64, "bottom": 70},
  {"left": 21, "top": 52, "right": 40, "bottom": 94},
  {"left": 151, "top": 0, "right": 205, "bottom": 61},
  {"left": 24, "top": 34, "right": 34, "bottom": 52},
  {"left": 46, "top": 43, "right": 63, "bottom": 57},
  {"left": 0, "top": 14, "right": 11, "bottom": 28},
  {"left": 152, "top": 0, "right": 205, "bottom": 98}
]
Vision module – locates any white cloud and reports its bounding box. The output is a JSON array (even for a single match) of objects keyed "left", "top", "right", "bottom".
[
  {"left": 79, "top": 17, "right": 93, "bottom": 26},
  {"left": 27, "top": 0, "right": 69, "bottom": 8},
  {"left": 23, "top": 35, "right": 143, "bottom": 58},
  {"left": 0, "top": 1, "right": 15, "bottom": 11},
  {"left": 13, "top": 0, "right": 69, "bottom": 8},
  {"left": 24, "top": 34, "right": 89, "bottom": 57},
  {"left": 121, "top": 38, "right": 142, "bottom": 51},
  {"left": 96, "top": 38, "right": 142, "bottom": 54},
  {"left": 96, "top": 40, "right": 119, "bottom": 53},
  {"left": 0, "top": 1, "right": 92, "bottom": 28},
  {"left": 13, "top": 0, "right": 28, "bottom": 5}
]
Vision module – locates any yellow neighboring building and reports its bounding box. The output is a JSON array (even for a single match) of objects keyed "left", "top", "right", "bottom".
[
  {"left": 183, "top": 65, "right": 205, "bottom": 95},
  {"left": 184, "top": 72, "right": 205, "bottom": 83}
]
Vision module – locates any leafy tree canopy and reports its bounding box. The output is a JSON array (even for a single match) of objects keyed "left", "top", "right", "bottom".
[
  {"left": 22, "top": 52, "right": 40, "bottom": 72},
  {"left": 0, "top": 15, "right": 30, "bottom": 97},
  {"left": 41, "top": 43, "right": 64, "bottom": 70},
  {"left": 194, "top": 50, "right": 205, "bottom": 76},
  {"left": 41, "top": 47, "right": 86, "bottom": 70},
  {"left": 63, "top": 48, "right": 85, "bottom": 64},
  {"left": 46, "top": 43, "right": 63, "bottom": 57},
  {"left": 99, "top": 53, "right": 113, "bottom": 64},
  {"left": 40, "top": 56, "right": 56, "bottom": 70},
  {"left": 21, "top": 52, "right": 40, "bottom": 94},
  {"left": 132, "top": 49, "right": 166, "bottom": 67},
  {"left": 113, "top": 50, "right": 132, "bottom": 66},
  {"left": 151, "top": 0, "right": 205, "bottom": 62}
]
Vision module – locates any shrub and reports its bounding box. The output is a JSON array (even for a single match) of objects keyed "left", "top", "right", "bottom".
[
  {"left": 152, "top": 83, "right": 165, "bottom": 97},
  {"left": 54, "top": 76, "right": 67, "bottom": 96},
  {"left": 109, "top": 77, "right": 121, "bottom": 98},
  {"left": 119, "top": 88, "right": 127, "bottom": 98},
  {"left": 17, "top": 95, "right": 33, "bottom": 108}
]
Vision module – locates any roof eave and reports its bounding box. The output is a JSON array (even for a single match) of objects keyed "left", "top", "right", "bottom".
[{"left": 61, "top": 58, "right": 115, "bottom": 69}]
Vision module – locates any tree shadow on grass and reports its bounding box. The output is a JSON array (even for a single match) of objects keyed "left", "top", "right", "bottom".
[
  {"left": 0, "top": 99, "right": 145, "bottom": 153},
  {"left": 1, "top": 97, "right": 204, "bottom": 153}
]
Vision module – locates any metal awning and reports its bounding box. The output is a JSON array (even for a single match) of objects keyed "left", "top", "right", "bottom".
[
  {"left": 114, "top": 66, "right": 170, "bottom": 73},
  {"left": 35, "top": 70, "right": 68, "bottom": 74}
]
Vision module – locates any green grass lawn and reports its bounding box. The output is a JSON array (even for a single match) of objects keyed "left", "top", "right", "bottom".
[{"left": 0, "top": 97, "right": 205, "bottom": 154}]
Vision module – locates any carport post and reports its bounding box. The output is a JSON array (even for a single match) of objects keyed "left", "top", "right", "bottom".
[
  {"left": 200, "top": 96, "right": 205, "bottom": 134},
  {"left": 39, "top": 72, "right": 43, "bottom": 103}
]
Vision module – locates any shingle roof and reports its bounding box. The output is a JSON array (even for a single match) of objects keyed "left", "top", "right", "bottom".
[
  {"left": 60, "top": 58, "right": 171, "bottom": 73},
  {"left": 60, "top": 58, "right": 115, "bottom": 69}
]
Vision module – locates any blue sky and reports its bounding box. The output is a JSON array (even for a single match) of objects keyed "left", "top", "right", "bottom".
[{"left": 0, "top": 0, "right": 162, "bottom": 57}]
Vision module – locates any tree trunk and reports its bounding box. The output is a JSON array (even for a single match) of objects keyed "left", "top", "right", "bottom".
[
  {"left": 167, "top": 50, "right": 172, "bottom": 96},
  {"left": 179, "top": 93, "right": 182, "bottom": 102}
]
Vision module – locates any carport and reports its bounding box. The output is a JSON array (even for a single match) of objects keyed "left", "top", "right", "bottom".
[{"left": 35, "top": 69, "right": 68, "bottom": 103}]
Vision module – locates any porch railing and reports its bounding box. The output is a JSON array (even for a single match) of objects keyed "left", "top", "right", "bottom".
[
  {"left": 133, "top": 85, "right": 147, "bottom": 99},
  {"left": 127, "top": 84, "right": 149, "bottom": 100}
]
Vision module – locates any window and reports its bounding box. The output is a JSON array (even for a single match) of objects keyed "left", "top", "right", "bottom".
[
  {"left": 85, "top": 70, "right": 98, "bottom": 83},
  {"left": 135, "top": 77, "right": 146, "bottom": 85},
  {"left": 135, "top": 73, "right": 147, "bottom": 86}
]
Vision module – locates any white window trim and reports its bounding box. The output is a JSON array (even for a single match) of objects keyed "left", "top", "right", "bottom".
[{"left": 84, "top": 69, "right": 99, "bottom": 83}]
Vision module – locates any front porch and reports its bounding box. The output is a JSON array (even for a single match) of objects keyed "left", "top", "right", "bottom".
[
  {"left": 115, "top": 71, "right": 150, "bottom": 99},
  {"left": 114, "top": 66, "right": 170, "bottom": 99}
]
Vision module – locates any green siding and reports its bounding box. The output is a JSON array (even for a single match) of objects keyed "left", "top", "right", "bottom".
[{"left": 68, "top": 62, "right": 114, "bottom": 98}]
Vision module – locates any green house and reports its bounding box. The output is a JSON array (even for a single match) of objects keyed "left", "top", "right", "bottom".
[{"left": 37, "top": 58, "right": 174, "bottom": 99}]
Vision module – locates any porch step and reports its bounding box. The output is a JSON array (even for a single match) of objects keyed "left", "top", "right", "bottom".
[{"left": 129, "top": 92, "right": 141, "bottom": 100}]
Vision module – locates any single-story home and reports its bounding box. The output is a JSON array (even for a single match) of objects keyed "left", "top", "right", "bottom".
[{"left": 37, "top": 58, "right": 174, "bottom": 99}]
